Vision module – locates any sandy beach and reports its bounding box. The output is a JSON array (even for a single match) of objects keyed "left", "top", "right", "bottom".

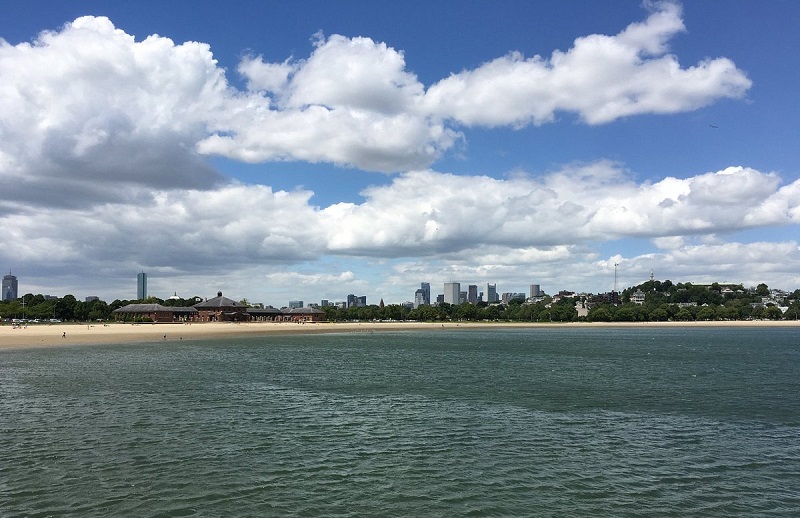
[{"left": 1, "top": 319, "right": 798, "bottom": 349}]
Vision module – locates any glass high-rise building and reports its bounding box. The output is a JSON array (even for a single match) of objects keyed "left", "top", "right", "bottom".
[
  {"left": 467, "top": 285, "right": 478, "bottom": 304},
  {"left": 414, "top": 289, "right": 425, "bottom": 308},
  {"left": 420, "top": 282, "right": 430, "bottom": 305},
  {"left": 2, "top": 274, "right": 18, "bottom": 301},
  {"left": 486, "top": 283, "right": 497, "bottom": 303},
  {"left": 444, "top": 282, "right": 460, "bottom": 304},
  {"left": 137, "top": 272, "right": 147, "bottom": 300}
]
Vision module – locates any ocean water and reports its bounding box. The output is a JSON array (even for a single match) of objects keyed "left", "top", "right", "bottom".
[{"left": 1, "top": 327, "right": 799, "bottom": 517}]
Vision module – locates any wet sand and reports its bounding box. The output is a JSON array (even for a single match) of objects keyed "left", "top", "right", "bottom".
[{"left": 1, "top": 320, "right": 798, "bottom": 349}]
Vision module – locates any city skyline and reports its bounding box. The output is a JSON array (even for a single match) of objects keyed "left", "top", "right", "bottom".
[
  {"left": 2, "top": 2, "right": 800, "bottom": 306},
  {"left": 0, "top": 268, "right": 794, "bottom": 311}
]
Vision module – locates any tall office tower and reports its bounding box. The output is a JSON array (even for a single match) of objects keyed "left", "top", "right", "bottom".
[
  {"left": 467, "top": 285, "right": 478, "bottom": 304},
  {"left": 530, "top": 284, "right": 542, "bottom": 298},
  {"left": 137, "top": 272, "right": 147, "bottom": 300},
  {"left": 347, "top": 294, "right": 356, "bottom": 308},
  {"left": 486, "top": 283, "right": 497, "bottom": 303},
  {"left": 443, "top": 282, "right": 460, "bottom": 304},
  {"left": 420, "top": 282, "right": 431, "bottom": 305},
  {"left": 414, "top": 289, "right": 425, "bottom": 308},
  {"left": 356, "top": 296, "right": 367, "bottom": 307},
  {"left": 2, "top": 273, "right": 18, "bottom": 301}
]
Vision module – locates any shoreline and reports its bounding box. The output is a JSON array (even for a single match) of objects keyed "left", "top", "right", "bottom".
[{"left": 1, "top": 319, "right": 798, "bottom": 350}]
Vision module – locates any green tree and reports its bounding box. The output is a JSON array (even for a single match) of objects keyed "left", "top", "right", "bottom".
[
  {"left": 411, "top": 304, "right": 438, "bottom": 321},
  {"left": 58, "top": 295, "right": 77, "bottom": 321},
  {"left": 784, "top": 301, "right": 800, "bottom": 320},
  {"left": 549, "top": 304, "right": 576, "bottom": 322},
  {"left": 454, "top": 303, "right": 478, "bottom": 321},
  {"left": 87, "top": 300, "right": 110, "bottom": 321},
  {"left": 650, "top": 307, "right": 669, "bottom": 321},
  {"left": 588, "top": 306, "right": 613, "bottom": 322},
  {"left": 481, "top": 305, "right": 501, "bottom": 321},
  {"left": 322, "top": 306, "right": 339, "bottom": 321},
  {"left": 73, "top": 301, "right": 89, "bottom": 321},
  {"left": 517, "top": 303, "right": 542, "bottom": 322},
  {"left": 696, "top": 306, "right": 716, "bottom": 321}
]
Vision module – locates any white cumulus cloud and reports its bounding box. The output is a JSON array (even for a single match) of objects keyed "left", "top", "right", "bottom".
[
  {"left": 1, "top": 4, "right": 752, "bottom": 186},
  {"left": 423, "top": 1, "right": 750, "bottom": 126},
  {"left": 320, "top": 164, "right": 796, "bottom": 256}
]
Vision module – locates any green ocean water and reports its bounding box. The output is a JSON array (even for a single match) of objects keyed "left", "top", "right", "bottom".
[{"left": 1, "top": 327, "right": 799, "bottom": 516}]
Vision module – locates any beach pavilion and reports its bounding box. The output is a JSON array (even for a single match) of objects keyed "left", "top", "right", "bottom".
[
  {"left": 285, "top": 307, "right": 326, "bottom": 322},
  {"left": 112, "top": 292, "right": 322, "bottom": 323},
  {"left": 112, "top": 303, "right": 196, "bottom": 323},
  {"left": 193, "top": 292, "right": 249, "bottom": 322}
]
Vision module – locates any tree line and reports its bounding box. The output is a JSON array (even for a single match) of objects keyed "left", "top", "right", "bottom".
[
  {"left": 2, "top": 281, "right": 798, "bottom": 323},
  {"left": 0, "top": 294, "right": 201, "bottom": 322},
  {"left": 326, "top": 280, "right": 800, "bottom": 322}
]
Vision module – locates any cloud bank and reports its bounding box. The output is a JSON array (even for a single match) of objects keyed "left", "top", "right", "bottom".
[
  {"left": 1, "top": 2, "right": 789, "bottom": 302},
  {"left": 3, "top": 163, "right": 799, "bottom": 280},
  {"left": 1, "top": 2, "right": 749, "bottom": 181}
]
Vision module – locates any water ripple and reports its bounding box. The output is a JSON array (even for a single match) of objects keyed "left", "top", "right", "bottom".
[{"left": 2, "top": 328, "right": 799, "bottom": 516}]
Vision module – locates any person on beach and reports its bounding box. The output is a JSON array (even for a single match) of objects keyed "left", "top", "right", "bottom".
[{"left": 62, "top": 332, "right": 66, "bottom": 338}]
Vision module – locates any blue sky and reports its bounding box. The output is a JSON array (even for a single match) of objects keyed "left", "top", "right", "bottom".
[{"left": 1, "top": 1, "right": 799, "bottom": 306}]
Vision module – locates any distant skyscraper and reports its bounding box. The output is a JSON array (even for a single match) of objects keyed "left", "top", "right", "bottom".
[
  {"left": 487, "top": 283, "right": 497, "bottom": 303},
  {"left": 137, "top": 272, "right": 147, "bottom": 300},
  {"left": 530, "top": 284, "right": 542, "bottom": 298},
  {"left": 2, "top": 273, "right": 18, "bottom": 301},
  {"left": 347, "top": 294, "right": 356, "bottom": 308},
  {"left": 414, "top": 282, "right": 431, "bottom": 308},
  {"left": 467, "top": 285, "right": 478, "bottom": 304},
  {"left": 420, "top": 282, "right": 431, "bottom": 305},
  {"left": 444, "top": 282, "right": 460, "bottom": 304},
  {"left": 288, "top": 300, "right": 303, "bottom": 309},
  {"left": 414, "top": 289, "right": 425, "bottom": 308}
]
